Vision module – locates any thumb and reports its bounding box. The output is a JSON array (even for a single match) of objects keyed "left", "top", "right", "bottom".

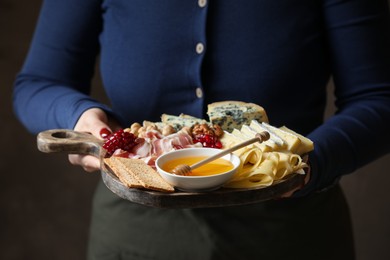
[{"left": 74, "top": 108, "right": 118, "bottom": 139}]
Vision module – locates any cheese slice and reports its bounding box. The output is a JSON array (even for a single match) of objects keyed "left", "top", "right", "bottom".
[
  {"left": 230, "top": 129, "right": 256, "bottom": 155},
  {"left": 220, "top": 130, "right": 254, "bottom": 152},
  {"left": 249, "top": 120, "right": 285, "bottom": 149},
  {"left": 239, "top": 125, "right": 273, "bottom": 152},
  {"left": 207, "top": 101, "right": 269, "bottom": 132},
  {"left": 261, "top": 122, "right": 301, "bottom": 153},
  {"left": 279, "top": 126, "right": 314, "bottom": 155},
  {"left": 220, "top": 131, "right": 243, "bottom": 151}
]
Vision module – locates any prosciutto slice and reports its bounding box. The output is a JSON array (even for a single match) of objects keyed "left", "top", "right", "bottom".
[
  {"left": 152, "top": 132, "right": 199, "bottom": 157},
  {"left": 131, "top": 138, "right": 152, "bottom": 158},
  {"left": 112, "top": 131, "right": 201, "bottom": 164}
]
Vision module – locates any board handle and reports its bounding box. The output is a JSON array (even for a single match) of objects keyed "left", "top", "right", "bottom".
[{"left": 37, "top": 129, "right": 104, "bottom": 158}]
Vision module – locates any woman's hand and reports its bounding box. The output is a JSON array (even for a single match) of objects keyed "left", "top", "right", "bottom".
[{"left": 68, "top": 108, "right": 121, "bottom": 172}]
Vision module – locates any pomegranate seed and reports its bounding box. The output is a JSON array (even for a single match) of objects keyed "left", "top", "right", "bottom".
[
  {"left": 102, "top": 129, "right": 138, "bottom": 156},
  {"left": 192, "top": 134, "right": 222, "bottom": 149},
  {"left": 215, "top": 141, "right": 222, "bottom": 149}
]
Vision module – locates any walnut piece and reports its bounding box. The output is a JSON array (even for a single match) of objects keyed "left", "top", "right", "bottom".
[
  {"left": 213, "top": 124, "right": 224, "bottom": 137},
  {"left": 192, "top": 123, "right": 209, "bottom": 135}
]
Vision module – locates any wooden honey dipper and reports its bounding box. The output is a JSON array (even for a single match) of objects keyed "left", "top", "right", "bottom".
[{"left": 172, "top": 131, "right": 270, "bottom": 175}]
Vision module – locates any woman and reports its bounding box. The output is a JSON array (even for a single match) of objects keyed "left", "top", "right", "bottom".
[{"left": 13, "top": 0, "right": 390, "bottom": 259}]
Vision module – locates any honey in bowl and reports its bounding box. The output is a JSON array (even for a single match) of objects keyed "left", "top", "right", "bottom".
[{"left": 163, "top": 156, "right": 234, "bottom": 176}]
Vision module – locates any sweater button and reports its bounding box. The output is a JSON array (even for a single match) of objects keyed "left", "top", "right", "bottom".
[
  {"left": 196, "top": 43, "right": 204, "bottom": 54},
  {"left": 195, "top": 87, "right": 203, "bottom": 98},
  {"left": 198, "top": 0, "right": 207, "bottom": 8}
]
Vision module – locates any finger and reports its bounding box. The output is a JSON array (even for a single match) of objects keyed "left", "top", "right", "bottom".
[
  {"left": 279, "top": 186, "right": 302, "bottom": 198},
  {"left": 68, "top": 154, "right": 100, "bottom": 172}
]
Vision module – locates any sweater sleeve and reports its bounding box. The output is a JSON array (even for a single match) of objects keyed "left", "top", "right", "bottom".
[
  {"left": 13, "top": 0, "right": 111, "bottom": 134},
  {"left": 297, "top": 0, "right": 390, "bottom": 196}
]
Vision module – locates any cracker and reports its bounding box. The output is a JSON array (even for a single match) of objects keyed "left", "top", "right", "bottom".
[{"left": 112, "top": 157, "right": 175, "bottom": 193}]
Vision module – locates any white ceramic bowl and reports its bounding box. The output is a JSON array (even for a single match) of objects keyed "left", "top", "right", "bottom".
[{"left": 155, "top": 148, "right": 240, "bottom": 192}]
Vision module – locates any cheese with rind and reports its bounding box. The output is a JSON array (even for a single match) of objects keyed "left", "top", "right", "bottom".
[
  {"left": 261, "top": 122, "right": 301, "bottom": 153},
  {"left": 279, "top": 126, "right": 314, "bottom": 155},
  {"left": 239, "top": 125, "right": 273, "bottom": 152},
  {"left": 249, "top": 120, "right": 285, "bottom": 148},
  {"left": 220, "top": 131, "right": 242, "bottom": 148},
  {"left": 207, "top": 101, "right": 269, "bottom": 132},
  {"left": 161, "top": 114, "right": 207, "bottom": 131}
]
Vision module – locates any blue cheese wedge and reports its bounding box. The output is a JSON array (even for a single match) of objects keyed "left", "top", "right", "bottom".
[
  {"left": 161, "top": 114, "right": 208, "bottom": 131},
  {"left": 207, "top": 101, "right": 269, "bottom": 132},
  {"left": 178, "top": 113, "right": 200, "bottom": 119}
]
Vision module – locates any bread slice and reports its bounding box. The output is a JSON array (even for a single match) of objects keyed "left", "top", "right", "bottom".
[
  {"left": 112, "top": 157, "right": 175, "bottom": 192},
  {"left": 103, "top": 157, "right": 143, "bottom": 189},
  {"left": 207, "top": 101, "right": 269, "bottom": 132}
]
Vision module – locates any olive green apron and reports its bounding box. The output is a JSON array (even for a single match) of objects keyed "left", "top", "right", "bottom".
[{"left": 87, "top": 180, "right": 355, "bottom": 260}]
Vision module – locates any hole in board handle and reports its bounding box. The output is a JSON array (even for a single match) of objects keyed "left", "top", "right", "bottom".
[{"left": 51, "top": 131, "right": 75, "bottom": 139}]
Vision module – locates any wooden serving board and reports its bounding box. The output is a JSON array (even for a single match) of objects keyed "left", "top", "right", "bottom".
[
  {"left": 38, "top": 129, "right": 306, "bottom": 209},
  {"left": 101, "top": 163, "right": 305, "bottom": 208}
]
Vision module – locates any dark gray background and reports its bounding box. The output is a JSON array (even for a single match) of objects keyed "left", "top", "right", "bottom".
[{"left": 1, "top": 1, "right": 389, "bottom": 259}]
